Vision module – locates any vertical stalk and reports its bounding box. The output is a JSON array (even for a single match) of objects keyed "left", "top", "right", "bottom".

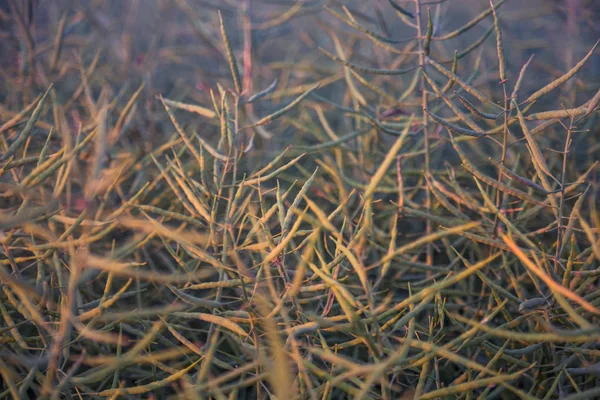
[
  {"left": 491, "top": 0, "right": 508, "bottom": 238},
  {"left": 555, "top": 121, "right": 573, "bottom": 269},
  {"left": 491, "top": 77, "right": 509, "bottom": 237},
  {"left": 414, "top": 0, "right": 432, "bottom": 266}
]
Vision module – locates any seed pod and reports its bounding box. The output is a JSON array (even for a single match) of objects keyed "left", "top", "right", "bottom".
[{"left": 518, "top": 297, "right": 548, "bottom": 312}]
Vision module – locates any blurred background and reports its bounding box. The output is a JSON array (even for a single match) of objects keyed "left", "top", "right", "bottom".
[{"left": 1, "top": 0, "right": 599, "bottom": 155}]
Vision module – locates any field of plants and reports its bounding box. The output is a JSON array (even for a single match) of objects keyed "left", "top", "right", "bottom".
[{"left": 1, "top": 0, "right": 599, "bottom": 398}]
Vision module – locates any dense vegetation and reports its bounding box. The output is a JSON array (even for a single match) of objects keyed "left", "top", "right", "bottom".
[{"left": 1, "top": 0, "right": 599, "bottom": 398}]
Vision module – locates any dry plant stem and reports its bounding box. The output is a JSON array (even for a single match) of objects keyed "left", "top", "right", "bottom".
[
  {"left": 415, "top": 0, "right": 433, "bottom": 266},
  {"left": 554, "top": 118, "right": 574, "bottom": 271},
  {"left": 490, "top": 0, "right": 509, "bottom": 239}
]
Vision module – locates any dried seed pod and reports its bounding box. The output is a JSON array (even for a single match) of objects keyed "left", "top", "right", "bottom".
[{"left": 518, "top": 297, "right": 548, "bottom": 312}]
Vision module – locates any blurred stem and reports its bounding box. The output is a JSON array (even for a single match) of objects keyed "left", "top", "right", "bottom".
[
  {"left": 491, "top": 76, "right": 510, "bottom": 238},
  {"left": 415, "top": 0, "right": 432, "bottom": 266},
  {"left": 554, "top": 120, "right": 573, "bottom": 269}
]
